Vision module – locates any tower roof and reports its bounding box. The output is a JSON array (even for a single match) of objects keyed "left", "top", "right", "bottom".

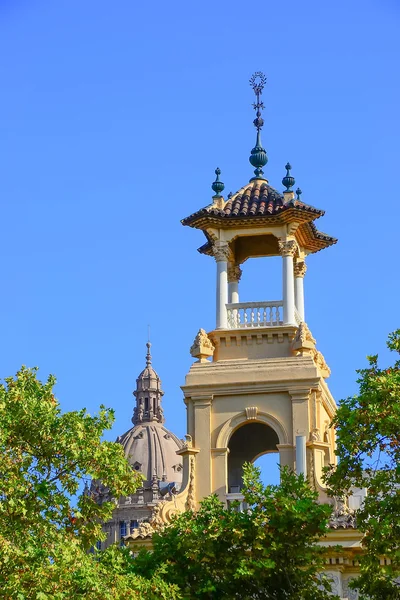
[
  {"left": 181, "top": 72, "right": 337, "bottom": 256},
  {"left": 132, "top": 342, "right": 165, "bottom": 425},
  {"left": 181, "top": 179, "right": 336, "bottom": 255}
]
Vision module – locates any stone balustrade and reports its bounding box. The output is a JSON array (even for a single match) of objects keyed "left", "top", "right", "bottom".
[{"left": 226, "top": 301, "right": 284, "bottom": 329}]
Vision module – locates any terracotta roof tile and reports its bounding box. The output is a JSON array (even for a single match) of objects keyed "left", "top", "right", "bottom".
[
  {"left": 182, "top": 179, "right": 323, "bottom": 227},
  {"left": 181, "top": 178, "right": 337, "bottom": 255}
]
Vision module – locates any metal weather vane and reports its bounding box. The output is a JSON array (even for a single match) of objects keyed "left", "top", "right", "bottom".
[
  {"left": 249, "top": 71, "right": 267, "bottom": 132},
  {"left": 248, "top": 72, "right": 268, "bottom": 180}
]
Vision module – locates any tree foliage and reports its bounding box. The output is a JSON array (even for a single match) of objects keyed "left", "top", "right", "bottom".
[
  {"left": 325, "top": 330, "right": 400, "bottom": 599},
  {"left": 133, "top": 464, "right": 336, "bottom": 599},
  {"left": 0, "top": 366, "right": 180, "bottom": 599}
]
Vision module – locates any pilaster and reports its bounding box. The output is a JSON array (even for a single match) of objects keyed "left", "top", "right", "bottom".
[{"left": 190, "top": 395, "right": 213, "bottom": 499}]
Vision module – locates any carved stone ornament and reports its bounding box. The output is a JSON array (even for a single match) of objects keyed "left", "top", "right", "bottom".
[
  {"left": 342, "top": 578, "right": 360, "bottom": 599},
  {"left": 128, "top": 520, "right": 155, "bottom": 540},
  {"left": 313, "top": 349, "right": 331, "bottom": 378},
  {"left": 212, "top": 241, "right": 231, "bottom": 262},
  {"left": 278, "top": 239, "right": 298, "bottom": 257},
  {"left": 245, "top": 406, "right": 258, "bottom": 420},
  {"left": 190, "top": 329, "right": 215, "bottom": 362},
  {"left": 227, "top": 263, "right": 242, "bottom": 283},
  {"left": 329, "top": 496, "right": 356, "bottom": 529},
  {"left": 292, "top": 323, "right": 330, "bottom": 378},
  {"left": 292, "top": 322, "right": 316, "bottom": 353},
  {"left": 309, "top": 428, "right": 321, "bottom": 442},
  {"left": 181, "top": 433, "right": 193, "bottom": 450},
  {"left": 185, "top": 455, "right": 196, "bottom": 511},
  {"left": 294, "top": 260, "right": 307, "bottom": 278}
]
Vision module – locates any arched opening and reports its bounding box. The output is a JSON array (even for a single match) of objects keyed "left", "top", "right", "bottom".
[
  {"left": 227, "top": 422, "right": 279, "bottom": 492},
  {"left": 253, "top": 452, "right": 280, "bottom": 486},
  {"left": 238, "top": 255, "right": 282, "bottom": 304}
]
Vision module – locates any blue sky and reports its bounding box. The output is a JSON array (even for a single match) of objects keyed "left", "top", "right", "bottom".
[{"left": 0, "top": 0, "right": 399, "bottom": 478}]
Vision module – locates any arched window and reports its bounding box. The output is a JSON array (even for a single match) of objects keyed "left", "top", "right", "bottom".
[{"left": 228, "top": 422, "right": 279, "bottom": 492}]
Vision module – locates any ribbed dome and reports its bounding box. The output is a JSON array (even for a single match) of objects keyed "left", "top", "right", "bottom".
[{"left": 117, "top": 422, "right": 183, "bottom": 486}]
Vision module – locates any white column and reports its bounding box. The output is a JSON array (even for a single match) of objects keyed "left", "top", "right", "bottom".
[
  {"left": 214, "top": 243, "right": 229, "bottom": 329},
  {"left": 294, "top": 260, "right": 306, "bottom": 322},
  {"left": 279, "top": 240, "right": 296, "bottom": 325},
  {"left": 295, "top": 435, "right": 307, "bottom": 477},
  {"left": 228, "top": 281, "right": 239, "bottom": 304},
  {"left": 227, "top": 264, "right": 242, "bottom": 304}
]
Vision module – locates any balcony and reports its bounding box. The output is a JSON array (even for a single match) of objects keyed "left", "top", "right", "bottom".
[{"left": 226, "top": 301, "right": 301, "bottom": 329}]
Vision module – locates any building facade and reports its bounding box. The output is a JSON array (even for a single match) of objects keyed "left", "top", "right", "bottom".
[{"left": 123, "top": 74, "right": 363, "bottom": 596}]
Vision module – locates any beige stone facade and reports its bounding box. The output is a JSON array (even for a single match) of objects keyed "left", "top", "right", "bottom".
[{"left": 125, "top": 77, "right": 364, "bottom": 597}]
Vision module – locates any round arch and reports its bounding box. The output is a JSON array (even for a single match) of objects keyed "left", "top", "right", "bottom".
[{"left": 216, "top": 409, "right": 289, "bottom": 450}]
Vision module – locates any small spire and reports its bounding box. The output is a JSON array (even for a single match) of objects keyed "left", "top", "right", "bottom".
[
  {"left": 146, "top": 341, "right": 152, "bottom": 367},
  {"left": 249, "top": 72, "right": 268, "bottom": 181},
  {"left": 296, "top": 187, "right": 302, "bottom": 199},
  {"left": 282, "top": 163, "right": 295, "bottom": 192},
  {"left": 211, "top": 168, "right": 225, "bottom": 197}
]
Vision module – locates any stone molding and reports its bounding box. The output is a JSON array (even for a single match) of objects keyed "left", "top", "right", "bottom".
[{"left": 215, "top": 409, "right": 289, "bottom": 448}]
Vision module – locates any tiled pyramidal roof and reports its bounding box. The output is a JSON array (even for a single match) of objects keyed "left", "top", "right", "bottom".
[
  {"left": 181, "top": 178, "right": 337, "bottom": 255},
  {"left": 217, "top": 180, "right": 321, "bottom": 218}
]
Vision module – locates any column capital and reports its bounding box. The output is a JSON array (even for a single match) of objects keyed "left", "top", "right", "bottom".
[
  {"left": 227, "top": 263, "right": 242, "bottom": 283},
  {"left": 278, "top": 239, "right": 298, "bottom": 257},
  {"left": 294, "top": 260, "right": 307, "bottom": 278},
  {"left": 290, "top": 389, "right": 311, "bottom": 403},
  {"left": 212, "top": 241, "right": 231, "bottom": 262}
]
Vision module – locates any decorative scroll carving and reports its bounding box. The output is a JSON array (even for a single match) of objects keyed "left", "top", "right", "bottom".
[
  {"left": 307, "top": 450, "right": 316, "bottom": 490},
  {"left": 291, "top": 323, "right": 331, "bottom": 378},
  {"left": 245, "top": 406, "right": 258, "bottom": 420},
  {"left": 313, "top": 350, "right": 331, "bottom": 378},
  {"left": 212, "top": 241, "right": 231, "bottom": 262},
  {"left": 292, "top": 322, "right": 316, "bottom": 350},
  {"left": 342, "top": 578, "right": 360, "bottom": 599},
  {"left": 278, "top": 239, "right": 298, "bottom": 257},
  {"left": 150, "top": 501, "right": 167, "bottom": 529},
  {"left": 294, "top": 260, "right": 307, "bottom": 278},
  {"left": 181, "top": 434, "right": 193, "bottom": 449},
  {"left": 128, "top": 520, "right": 155, "bottom": 540},
  {"left": 323, "top": 420, "right": 331, "bottom": 444},
  {"left": 309, "top": 428, "right": 321, "bottom": 442},
  {"left": 190, "top": 329, "right": 215, "bottom": 362},
  {"left": 329, "top": 497, "right": 356, "bottom": 529},
  {"left": 227, "top": 263, "right": 242, "bottom": 283},
  {"left": 185, "top": 455, "right": 196, "bottom": 511}
]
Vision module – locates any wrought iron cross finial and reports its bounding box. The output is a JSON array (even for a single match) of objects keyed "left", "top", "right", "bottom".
[{"left": 249, "top": 71, "right": 267, "bottom": 132}]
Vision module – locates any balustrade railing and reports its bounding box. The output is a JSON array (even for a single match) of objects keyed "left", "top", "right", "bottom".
[{"left": 226, "top": 301, "right": 283, "bottom": 329}]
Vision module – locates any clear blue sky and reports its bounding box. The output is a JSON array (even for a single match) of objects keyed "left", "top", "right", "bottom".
[{"left": 0, "top": 0, "right": 399, "bottom": 463}]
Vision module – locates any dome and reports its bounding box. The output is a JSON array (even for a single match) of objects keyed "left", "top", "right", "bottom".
[{"left": 118, "top": 422, "right": 183, "bottom": 487}]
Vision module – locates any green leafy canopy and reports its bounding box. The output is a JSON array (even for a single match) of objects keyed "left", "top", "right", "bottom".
[
  {"left": 0, "top": 366, "right": 180, "bottom": 599},
  {"left": 325, "top": 330, "right": 400, "bottom": 599},
  {"left": 133, "top": 463, "right": 337, "bottom": 600}
]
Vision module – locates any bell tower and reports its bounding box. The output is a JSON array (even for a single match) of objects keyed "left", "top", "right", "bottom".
[{"left": 181, "top": 73, "right": 338, "bottom": 505}]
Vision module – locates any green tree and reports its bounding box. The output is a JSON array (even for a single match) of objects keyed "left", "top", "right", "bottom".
[
  {"left": 0, "top": 366, "right": 180, "bottom": 599},
  {"left": 133, "top": 464, "right": 336, "bottom": 599},
  {"left": 325, "top": 330, "right": 400, "bottom": 599}
]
